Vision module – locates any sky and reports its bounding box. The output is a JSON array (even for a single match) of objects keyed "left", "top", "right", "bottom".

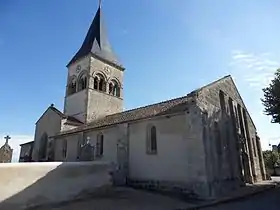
[{"left": 1, "top": 0, "right": 280, "bottom": 162}]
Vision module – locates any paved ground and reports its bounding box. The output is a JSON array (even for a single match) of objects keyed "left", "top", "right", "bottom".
[
  {"left": 31, "top": 178, "right": 280, "bottom": 210},
  {"left": 205, "top": 186, "right": 280, "bottom": 210},
  {"left": 33, "top": 188, "right": 194, "bottom": 210}
]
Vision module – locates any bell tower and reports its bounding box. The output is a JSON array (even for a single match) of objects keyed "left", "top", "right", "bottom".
[{"left": 63, "top": 4, "right": 124, "bottom": 123}]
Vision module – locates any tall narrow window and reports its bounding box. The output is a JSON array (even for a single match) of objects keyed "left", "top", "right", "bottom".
[
  {"left": 108, "top": 79, "right": 120, "bottom": 97},
  {"left": 39, "top": 133, "right": 48, "bottom": 160},
  {"left": 109, "top": 83, "right": 113, "bottom": 94},
  {"left": 151, "top": 126, "right": 157, "bottom": 152},
  {"left": 62, "top": 139, "right": 67, "bottom": 159},
  {"left": 252, "top": 138, "right": 257, "bottom": 157},
  {"left": 94, "top": 77, "right": 98, "bottom": 90},
  {"left": 96, "top": 133, "right": 104, "bottom": 157},
  {"left": 93, "top": 74, "right": 106, "bottom": 92},
  {"left": 68, "top": 76, "right": 77, "bottom": 95},
  {"left": 219, "top": 90, "right": 226, "bottom": 114},
  {"left": 78, "top": 73, "right": 87, "bottom": 91},
  {"left": 234, "top": 105, "right": 240, "bottom": 130},
  {"left": 98, "top": 77, "right": 105, "bottom": 92},
  {"left": 147, "top": 125, "right": 157, "bottom": 154}
]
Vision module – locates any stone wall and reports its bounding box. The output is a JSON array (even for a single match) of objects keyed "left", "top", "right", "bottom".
[
  {"left": 0, "top": 145, "right": 12, "bottom": 163},
  {"left": 0, "top": 161, "right": 112, "bottom": 209},
  {"left": 32, "top": 108, "right": 62, "bottom": 161},
  {"left": 196, "top": 76, "right": 265, "bottom": 196},
  {"left": 87, "top": 57, "right": 124, "bottom": 123},
  {"left": 127, "top": 105, "right": 210, "bottom": 198},
  {"left": 19, "top": 142, "right": 33, "bottom": 162}
]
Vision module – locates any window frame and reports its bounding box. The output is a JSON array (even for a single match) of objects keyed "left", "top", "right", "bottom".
[
  {"left": 96, "top": 133, "right": 104, "bottom": 157},
  {"left": 146, "top": 124, "right": 157, "bottom": 155}
]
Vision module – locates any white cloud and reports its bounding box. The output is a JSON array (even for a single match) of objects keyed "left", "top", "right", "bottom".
[
  {"left": 0, "top": 134, "right": 33, "bottom": 162},
  {"left": 230, "top": 50, "right": 279, "bottom": 88},
  {"left": 229, "top": 50, "right": 280, "bottom": 150}
]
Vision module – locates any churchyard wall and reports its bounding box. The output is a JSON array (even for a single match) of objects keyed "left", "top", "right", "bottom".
[{"left": 0, "top": 161, "right": 112, "bottom": 209}]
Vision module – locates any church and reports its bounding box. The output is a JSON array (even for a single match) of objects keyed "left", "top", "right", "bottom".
[{"left": 20, "top": 5, "right": 266, "bottom": 197}]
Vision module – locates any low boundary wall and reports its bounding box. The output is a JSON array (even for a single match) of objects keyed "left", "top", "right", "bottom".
[{"left": 0, "top": 161, "right": 112, "bottom": 209}]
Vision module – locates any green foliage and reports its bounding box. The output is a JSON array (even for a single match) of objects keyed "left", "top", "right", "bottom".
[
  {"left": 263, "top": 150, "right": 280, "bottom": 169},
  {"left": 261, "top": 68, "right": 280, "bottom": 123}
]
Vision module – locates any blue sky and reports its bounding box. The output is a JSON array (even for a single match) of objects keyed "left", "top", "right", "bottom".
[{"left": 1, "top": 0, "right": 280, "bottom": 161}]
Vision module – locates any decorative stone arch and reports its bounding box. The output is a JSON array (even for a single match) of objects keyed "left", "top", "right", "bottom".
[
  {"left": 92, "top": 71, "right": 108, "bottom": 82},
  {"left": 108, "top": 77, "right": 121, "bottom": 97},
  {"left": 67, "top": 75, "right": 77, "bottom": 95},
  {"left": 77, "top": 70, "right": 88, "bottom": 91},
  {"left": 146, "top": 124, "right": 157, "bottom": 155},
  {"left": 92, "top": 71, "right": 107, "bottom": 92},
  {"left": 39, "top": 132, "right": 48, "bottom": 161}
]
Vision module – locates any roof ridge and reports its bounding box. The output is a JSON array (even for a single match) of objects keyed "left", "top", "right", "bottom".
[
  {"left": 57, "top": 75, "right": 232, "bottom": 136},
  {"left": 104, "top": 95, "right": 190, "bottom": 118},
  {"left": 90, "top": 75, "right": 231, "bottom": 122}
]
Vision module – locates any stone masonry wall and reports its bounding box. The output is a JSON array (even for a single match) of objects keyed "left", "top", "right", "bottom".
[
  {"left": 196, "top": 76, "right": 263, "bottom": 196},
  {"left": 87, "top": 57, "right": 124, "bottom": 123}
]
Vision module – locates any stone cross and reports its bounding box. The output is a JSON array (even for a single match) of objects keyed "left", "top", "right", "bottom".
[{"left": 4, "top": 135, "right": 11, "bottom": 144}]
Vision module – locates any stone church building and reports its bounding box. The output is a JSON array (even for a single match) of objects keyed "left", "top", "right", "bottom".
[{"left": 20, "top": 5, "right": 266, "bottom": 197}]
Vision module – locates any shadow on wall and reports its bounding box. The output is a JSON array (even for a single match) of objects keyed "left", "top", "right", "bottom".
[
  {"left": 201, "top": 102, "right": 247, "bottom": 198},
  {"left": 0, "top": 161, "right": 113, "bottom": 210}
]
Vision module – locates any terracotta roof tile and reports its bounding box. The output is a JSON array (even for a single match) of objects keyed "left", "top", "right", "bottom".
[{"left": 56, "top": 93, "right": 196, "bottom": 137}]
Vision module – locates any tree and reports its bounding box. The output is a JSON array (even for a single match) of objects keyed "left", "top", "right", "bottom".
[
  {"left": 261, "top": 68, "right": 280, "bottom": 123},
  {"left": 263, "top": 150, "right": 280, "bottom": 171}
]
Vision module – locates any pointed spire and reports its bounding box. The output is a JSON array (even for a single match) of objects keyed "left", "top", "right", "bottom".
[{"left": 67, "top": 4, "right": 122, "bottom": 68}]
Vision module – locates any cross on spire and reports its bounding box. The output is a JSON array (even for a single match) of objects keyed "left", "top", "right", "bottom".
[
  {"left": 99, "top": 0, "right": 102, "bottom": 8},
  {"left": 4, "top": 135, "right": 11, "bottom": 144}
]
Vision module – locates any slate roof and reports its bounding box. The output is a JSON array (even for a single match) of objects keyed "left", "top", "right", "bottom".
[
  {"left": 67, "top": 6, "right": 122, "bottom": 68},
  {"left": 20, "top": 141, "right": 34, "bottom": 147}
]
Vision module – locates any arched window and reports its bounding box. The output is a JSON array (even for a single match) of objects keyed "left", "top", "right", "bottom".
[
  {"left": 62, "top": 139, "right": 67, "bottom": 159},
  {"left": 93, "top": 74, "right": 106, "bottom": 92},
  {"left": 39, "top": 133, "right": 48, "bottom": 160},
  {"left": 146, "top": 125, "right": 157, "bottom": 154},
  {"left": 78, "top": 73, "right": 87, "bottom": 91},
  {"left": 108, "top": 79, "right": 120, "bottom": 97},
  {"left": 68, "top": 77, "right": 77, "bottom": 95},
  {"left": 96, "top": 133, "right": 104, "bottom": 157},
  {"left": 94, "top": 77, "right": 98, "bottom": 90}
]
